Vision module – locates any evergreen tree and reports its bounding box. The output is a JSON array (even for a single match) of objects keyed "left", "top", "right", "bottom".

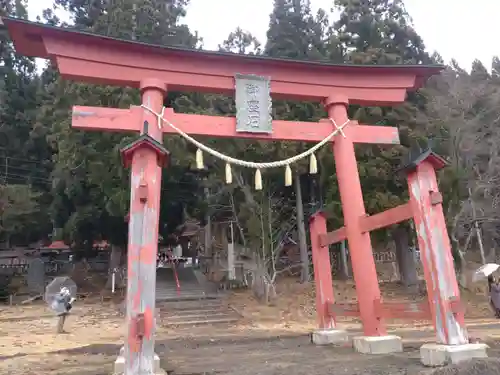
[
  {"left": 333, "top": 0, "right": 430, "bottom": 64},
  {"left": 220, "top": 28, "right": 261, "bottom": 55},
  {"left": 0, "top": 0, "right": 51, "bottom": 246},
  {"left": 266, "top": 0, "right": 334, "bottom": 60}
]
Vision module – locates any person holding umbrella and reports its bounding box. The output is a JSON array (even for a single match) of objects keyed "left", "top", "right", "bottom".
[
  {"left": 51, "top": 286, "right": 76, "bottom": 333},
  {"left": 489, "top": 276, "right": 500, "bottom": 318},
  {"left": 474, "top": 263, "right": 500, "bottom": 318}
]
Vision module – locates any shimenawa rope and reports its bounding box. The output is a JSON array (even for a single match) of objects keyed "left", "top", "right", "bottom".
[{"left": 141, "top": 104, "right": 349, "bottom": 189}]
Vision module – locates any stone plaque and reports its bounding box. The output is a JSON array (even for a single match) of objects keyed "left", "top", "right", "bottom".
[{"left": 235, "top": 73, "right": 272, "bottom": 134}]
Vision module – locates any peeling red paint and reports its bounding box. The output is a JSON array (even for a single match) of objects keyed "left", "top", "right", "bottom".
[
  {"left": 309, "top": 212, "right": 337, "bottom": 330},
  {"left": 117, "top": 83, "right": 166, "bottom": 374},
  {"left": 142, "top": 307, "right": 154, "bottom": 339},
  {"left": 139, "top": 246, "right": 156, "bottom": 264},
  {"left": 408, "top": 161, "right": 468, "bottom": 345}
]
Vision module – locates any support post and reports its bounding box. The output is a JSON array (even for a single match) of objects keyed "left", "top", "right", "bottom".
[
  {"left": 204, "top": 186, "right": 212, "bottom": 257},
  {"left": 326, "top": 96, "right": 401, "bottom": 354},
  {"left": 339, "top": 240, "right": 349, "bottom": 279},
  {"left": 405, "top": 152, "right": 488, "bottom": 366},
  {"left": 117, "top": 79, "right": 167, "bottom": 375},
  {"left": 295, "top": 173, "right": 310, "bottom": 283},
  {"left": 227, "top": 221, "right": 235, "bottom": 280},
  {"left": 393, "top": 227, "right": 418, "bottom": 290},
  {"left": 309, "top": 211, "right": 348, "bottom": 345}
]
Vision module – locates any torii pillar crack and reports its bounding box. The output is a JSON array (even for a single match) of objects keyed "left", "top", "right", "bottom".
[{"left": 116, "top": 79, "right": 168, "bottom": 375}]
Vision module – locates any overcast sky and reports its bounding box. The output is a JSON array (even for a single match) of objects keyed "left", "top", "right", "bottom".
[{"left": 26, "top": 0, "right": 499, "bottom": 71}]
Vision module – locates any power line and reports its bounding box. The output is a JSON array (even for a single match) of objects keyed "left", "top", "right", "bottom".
[
  {"left": 0, "top": 173, "right": 204, "bottom": 199},
  {"left": 0, "top": 165, "right": 51, "bottom": 175},
  {"left": 0, "top": 155, "right": 52, "bottom": 165},
  {"left": 0, "top": 172, "right": 52, "bottom": 184}
]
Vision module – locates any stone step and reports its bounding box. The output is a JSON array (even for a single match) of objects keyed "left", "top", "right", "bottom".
[
  {"left": 156, "top": 300, "right": 227, "bottom": 313},
  {"left": 164, "top": 312, "right": 235, "bottom": 321},
  {"left": 162, "top": 317, "right": 239, "bottom": 327},
  {"left": 156, "top": 295, "right": 219, "bottom": 302},
  {"left": 162, "top": 308, "right": 228, "bottom": 316},
  {"left": 156, "top": 289, "right": 206, "bottom": 294},
  {"left": 156, "top": 290, "right": 240, "bottom": 327},
  {"left": 157, "top": 298, "right": 223, "bottom": 308},
  {"left": 156, "top": 291, "right": 208, "bottom": 296},
  {"left": 155, "top": 287, "right": 206, "bottom": 292}
]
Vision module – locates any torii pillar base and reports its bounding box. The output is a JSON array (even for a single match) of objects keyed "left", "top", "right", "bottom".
[
  {"left": 312, "top": 329, "right": 349, "bottom": 346},
  {"left": 113, "top": 347, "right": 167, "bottom": 375},
  {"left": 353, "top": 335, "right": 403, "bottom": 355},
  {"left": 309, "top": 212, "right": 349, "bottom": 347},
  {"left": 420, "top": 343, "right": 489, "bottom": 367}
]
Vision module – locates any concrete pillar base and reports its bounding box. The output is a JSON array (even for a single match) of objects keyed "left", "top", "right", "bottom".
[
  {"left": 420, "top": 343, "right": 489, "bottom": 367},
  {"left": 311, "top": 329, "right": 349, "bottom": 345},
  {"left": 353, "top": 335, "right": 403, "bottom": 354},
  {"left": 113, "top": 352, "right": 166, "bottom": 375}
]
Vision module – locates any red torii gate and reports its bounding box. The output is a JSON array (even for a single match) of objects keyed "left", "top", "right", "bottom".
[{"left": 3, "top": 16, "right": 487, "bottom": 373}]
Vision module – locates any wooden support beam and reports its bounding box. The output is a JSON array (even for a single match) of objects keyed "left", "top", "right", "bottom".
[
  {"left": 327, "top": 301, "right": 360, "bottom": 317},
  {"left": 72, "top": 106, "right": 141, "bottom": 132},
  {"left": 341, "top": 121, "right": 400, "bottom": 145},
  {"left": 319, "top": 227, "right": 347, "bottom": 247},
  {"left": 320, "top": 203, "right": 413, "bottom": 247},
  {"left": 373, "top": 298, "right": 432, "bottom": 321},
  {"left": 72, "top": 106, "right": 401, "bottom": 144},
  {"left": 359, "top": 203, "right": 413, "bottom": 233}
]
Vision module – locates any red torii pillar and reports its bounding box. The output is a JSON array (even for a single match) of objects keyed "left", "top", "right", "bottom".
[
  {"left": 405, "top": 149, "right": 487, "bottom": 366},
  {"left": 309, "top": 211, "right": 347, "bottom": 344},
  {"left": 329, "top": 96, "right": 388, "bottom": 340},
  {"left": 117, "top": 79, "right": 168, "bottom": 375}
]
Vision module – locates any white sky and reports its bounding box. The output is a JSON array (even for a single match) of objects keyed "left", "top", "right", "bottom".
[{"left": 26, "top": 0, "right": 499, "bottom": 71}]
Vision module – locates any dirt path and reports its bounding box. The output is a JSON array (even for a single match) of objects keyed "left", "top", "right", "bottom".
[
  {"left": 1, "top": 299, "right": 500, "bottom": 375},
  {"left": 0, "top": 279, "right": 497, "bottom": 375}
]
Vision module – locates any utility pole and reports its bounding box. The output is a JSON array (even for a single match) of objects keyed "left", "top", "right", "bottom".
[
  {"left": 228, "top": 220, "right": 235, "bottom": 280},
  {"left": 469, "top": 187, "right": 486, "bottom": 264},
  {"left": 294, "top": 173, "right": 309, "bottom": 283},
  {"left": 204, "top": 186, "right": 212, "bottom": 258},
  {"left": 339, "top": 240, "right": 349, "bottom": 279}
]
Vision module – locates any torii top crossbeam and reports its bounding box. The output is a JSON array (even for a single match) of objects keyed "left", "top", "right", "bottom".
[{"left": 3, "top": 17, "right": 441, "bottom": 104}]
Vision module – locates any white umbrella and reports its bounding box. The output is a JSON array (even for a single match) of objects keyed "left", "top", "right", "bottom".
[
  {"left": 473, "top": 263, "right": 500, "bottom": 282},
  {"left": 45, "top": 276, "right": 77, "bottom": 314}
]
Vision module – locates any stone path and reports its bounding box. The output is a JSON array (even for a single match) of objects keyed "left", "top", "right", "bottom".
[{"left": 156, "top": 267, "right": 240, "bottom": 326}]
